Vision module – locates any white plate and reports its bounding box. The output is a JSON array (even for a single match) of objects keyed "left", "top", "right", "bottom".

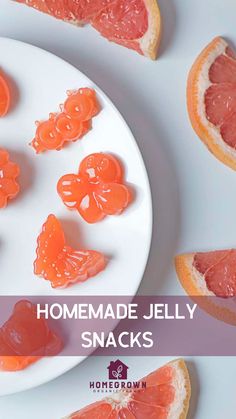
[{"left": 0, "top": 38, "right": 152, "bottom": 395}]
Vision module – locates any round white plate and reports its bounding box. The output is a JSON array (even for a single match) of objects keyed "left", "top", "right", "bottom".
[{"left": 0, "top": 38, "right": 152, "bottom": 395}]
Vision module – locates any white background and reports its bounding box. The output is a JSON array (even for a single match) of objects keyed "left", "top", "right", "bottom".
[{"left": 1, "top": 0, "right": 236, "bottom": 417}]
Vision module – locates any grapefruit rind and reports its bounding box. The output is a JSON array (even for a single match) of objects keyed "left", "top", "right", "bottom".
[
  {"left": 139, "top": 0, "right": 162, "bottom": 60},
  {"left": 187, "top": 36, "right": 236, "bottom": 171},
  {"left": 175, "top": 253, "right": 236, "bottom": 325},
  {"left": 167, "top": 359, "right": 191, "bottom": 419}
]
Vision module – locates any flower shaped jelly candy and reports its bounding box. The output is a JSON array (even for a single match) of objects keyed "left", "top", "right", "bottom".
[
  {"left": 57, "top": 153, "right": 132, "bottom": 223},
  {"left": 0, "top": 148, "right": 20, "bottom": 208},
  {"left": 31, "top": 88, "right": 100, "bottom": 153},
  {"left": 34, "top": 214, "right": 106, "bottom": 288}
]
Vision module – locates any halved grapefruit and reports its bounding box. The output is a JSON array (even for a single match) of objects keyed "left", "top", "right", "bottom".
[
  {"left": 187, "top": 37, "right": 236, "bottom": 170},
  {"left": 64, "top": 359, "right": 191, "bottom": 419},
  {"left": 175, "top": 249, "right": 236, "bottom": 325},
  {"left": 14, "top": 0, "right": 162, "bottom": 59}
]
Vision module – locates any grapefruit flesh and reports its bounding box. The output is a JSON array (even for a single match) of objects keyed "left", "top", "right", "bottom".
[
  {"left": 176, "top": 249, "right": 236, "bottom": 298},
  {"left": 175, "top": 250, "right": 236, "bottom": 325},
  {"left": 14, "top": 0, "right": 162, "bottom": 59},
  {"left": 65, "top": 359, "right": 191, "bottom": 419},
  {"left": 193, "top": 250, "right": 236, "bottom": 297},
  {"left": 63, "top": 0, "right": 115, "bottom": 22},
  {"left": 92, "top": 0, "right": 148, "bottom": 55},
  {"left": 187, "top": 37, "right": 236, "bottom": 170}
]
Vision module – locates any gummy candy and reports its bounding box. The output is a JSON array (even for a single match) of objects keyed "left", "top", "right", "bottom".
[
  {"left": 0, "top": 300, "right": 62, "bottom": 371},
  {"left": 34, "top": 214, "right": 106, "bottom": 288},
  {"left": 57, "top": 153, "right": 131, "bottom": 223},
  {"left": 0, "top": 72, "right": 10, "bottom": 117},
  {"left": 0, "top": 148, "right": 20, "bottom": 208},
  {"left": 31, "top": 88, "right": 99, "bottom": 153}
]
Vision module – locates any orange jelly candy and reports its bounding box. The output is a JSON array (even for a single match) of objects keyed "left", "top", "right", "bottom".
[
  {"left": 31, "top": 88, "right": 99, "bottom": 153},
  {"left": 0, "top": 148, "right": 20, "bottom": 208},
  {"left": 57, "top": 153, "right": 131, "bottom": 223},
  {"left": 0, "top": 300, "right": 62, "bottom": 371},
  {"left": 34, "top": 214, "right": 106, "bottom": 288},
  {"left": 0, "top": 72, "right": 10, "bottom": 117}
]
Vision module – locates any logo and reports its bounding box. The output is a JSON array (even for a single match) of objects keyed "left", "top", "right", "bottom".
[
  {"left": 107, "top": 359, "right": 129, "bottom": 380},
  {"left": 89, "top": 359, "right": 146, "bottom": 394}
]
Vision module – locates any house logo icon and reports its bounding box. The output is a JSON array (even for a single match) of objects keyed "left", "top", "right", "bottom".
[{"left": 107, "top": 360, "right": 129, "bottom": 380}]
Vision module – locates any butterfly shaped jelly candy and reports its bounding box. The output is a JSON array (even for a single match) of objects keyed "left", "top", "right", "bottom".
[{"left": 34, "top": 214, "right": 106, "bottom": 288}]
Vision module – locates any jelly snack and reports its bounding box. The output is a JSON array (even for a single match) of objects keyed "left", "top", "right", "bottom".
[
  {"left": 57, "top": 153, "right": 131, "bottom": 223},
  {"left": 65, "top": 359, "right": 191, "bottom": 419},
  {"left": 31, "top": 88, "right": 100, "bottom": 153},
  {"left": 0, "top": 72, "right": 10, "bottom": 117},
  {"left": 14, "top": 1, "right": 162, "bottom": 60},
  {"left": 187, "top": 37, "right": 236, "bottom": 171},
  {"left": 0, "top": 300, "right": 62, "bottom": 371},
  {"left": 34, "top": 214, "right": 106, "bottom": 288},
  {"left": 0, "top": 148, "right": 20, "bottom": 208}
]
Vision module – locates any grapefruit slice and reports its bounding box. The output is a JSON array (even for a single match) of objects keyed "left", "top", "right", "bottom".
[
  {"left": 14, "top": 0, "right": 162, "bottom": 59},
  {"left": 187, "top": 37, "right": 236, "bottom": 170},
  {"left": 175, "top": 250, "right": 236, "bottom": 325},
  {"left": 64, "top": 359, "right": 191, "bottom": 419}
]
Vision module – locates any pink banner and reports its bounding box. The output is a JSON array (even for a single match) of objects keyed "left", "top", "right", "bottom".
[{"left": 0, "top": 296, "right": 236, "bottom": 356}]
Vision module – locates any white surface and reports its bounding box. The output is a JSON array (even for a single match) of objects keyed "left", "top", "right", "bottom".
[
  {"left": 0, "top": 0, "right": 236, "bottom": 417},
  {"left": 0, "top": 38, "right": 152, "bottom": 394}
]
